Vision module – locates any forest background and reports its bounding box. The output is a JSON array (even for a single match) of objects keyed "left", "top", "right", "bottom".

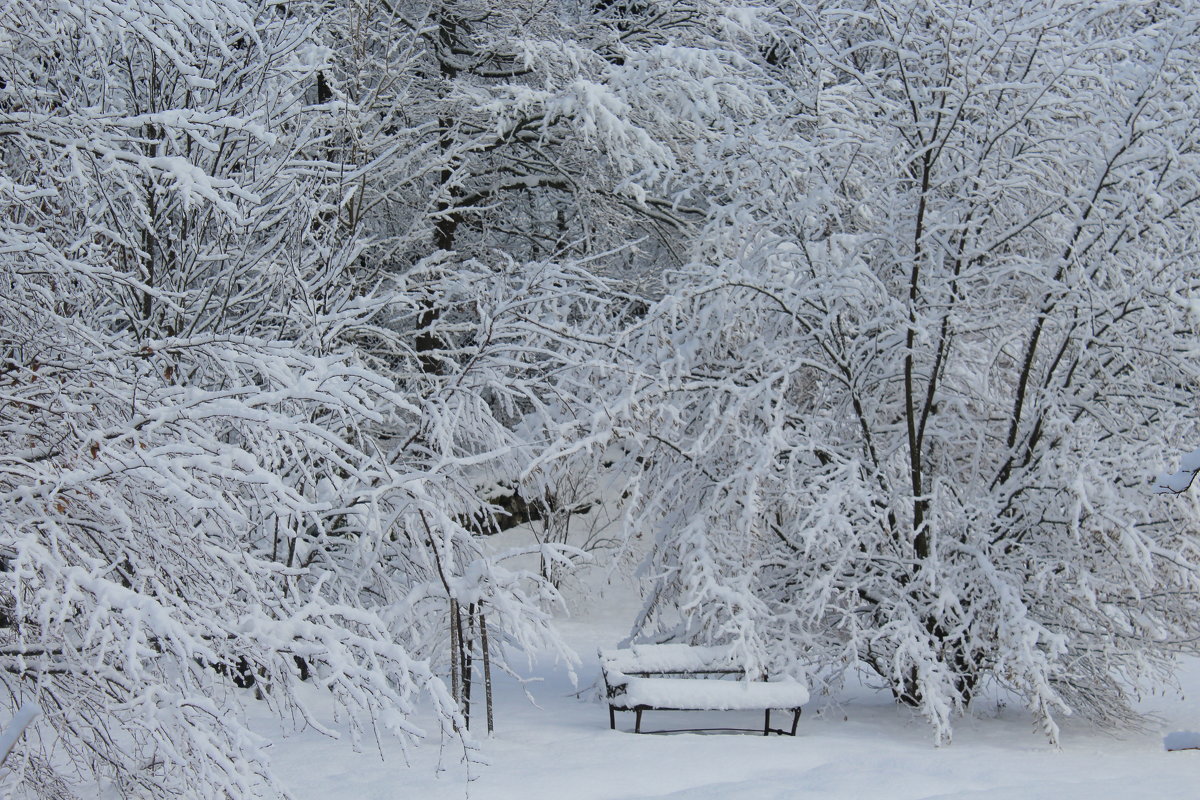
[{"left": 3, "top": 1, "right": 1200, "bottom": 797}]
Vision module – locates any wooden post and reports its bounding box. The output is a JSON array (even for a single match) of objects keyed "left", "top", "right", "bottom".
[
  {"left": 462, "top": 603, "right": 474, "bottom": 730},
  {"left": 449, "top": 598, "right": 461, "bottom": 713},
  {"left": 480, "top": 606, "right": 494, "bottom": 735}
]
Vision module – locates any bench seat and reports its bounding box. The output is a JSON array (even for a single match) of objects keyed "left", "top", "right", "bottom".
[{"left": 612, "top": 675, "right": 810, "bottom": 711}]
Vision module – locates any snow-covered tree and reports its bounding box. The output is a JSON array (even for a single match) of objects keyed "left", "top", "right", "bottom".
[
  {"left": 11, "top": 0, "right": 1198, "bottom": 793},
  {"left": 619, "top": 0, "right": 1200, "bottom": 743},
  {"left": 0, "top": 1, "right": 588, "bottom": 796},
  {"left": 305, "top": 0, "right": 780, "bottom": 563}
]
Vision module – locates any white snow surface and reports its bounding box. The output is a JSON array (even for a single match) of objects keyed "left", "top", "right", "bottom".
[{"left": 251, "top": 565, "right": 1200, "bottom": 800}]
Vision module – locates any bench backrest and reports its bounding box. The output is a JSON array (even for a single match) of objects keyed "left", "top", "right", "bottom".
[{"left": 600, "top": 643, "right": 757, "bottom": 680}]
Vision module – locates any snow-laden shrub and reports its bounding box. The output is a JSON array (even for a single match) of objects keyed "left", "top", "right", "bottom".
[{"left": 617, "top": 0, "right": 1200, "bottom": 744}]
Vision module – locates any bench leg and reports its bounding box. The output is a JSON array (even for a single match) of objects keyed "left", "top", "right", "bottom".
[
  {"left": 764, "top": 709, "right": 771, "bottom": 736},
  {"left": 788, "top": 708, "right": 801, "bottom": 736},
  {"left": 635, "top": 709, "right": 643, "bottom": 734},
  {"left": 609, "top": 705, "right": 616, "bottom": 730}
]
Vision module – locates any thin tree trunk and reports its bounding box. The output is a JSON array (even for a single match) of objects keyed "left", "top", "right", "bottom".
[{"left": 416, "top": 10, "right": 463, "bottom": 375}]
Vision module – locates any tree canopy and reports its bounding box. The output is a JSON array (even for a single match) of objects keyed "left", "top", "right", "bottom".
[{"left": 2, "top": 0, "right": 1199, "bottom": 796}]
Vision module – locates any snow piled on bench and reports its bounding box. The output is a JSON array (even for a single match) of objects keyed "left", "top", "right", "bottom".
[
  {"left": 1164, "top": 730, "right": 1200, "bottom": 751},
  {"left": 614, "top": 676, "right": 810, "bottom": 711}
]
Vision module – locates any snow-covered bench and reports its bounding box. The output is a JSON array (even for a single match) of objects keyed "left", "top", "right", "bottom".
[{"left": 600, "top": 643, "right": 808, "bottom": 735}]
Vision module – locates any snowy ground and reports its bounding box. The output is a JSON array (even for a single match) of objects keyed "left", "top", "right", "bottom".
[{"left": 262, "top": 569, "right": 1200, "bottom": 800}]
